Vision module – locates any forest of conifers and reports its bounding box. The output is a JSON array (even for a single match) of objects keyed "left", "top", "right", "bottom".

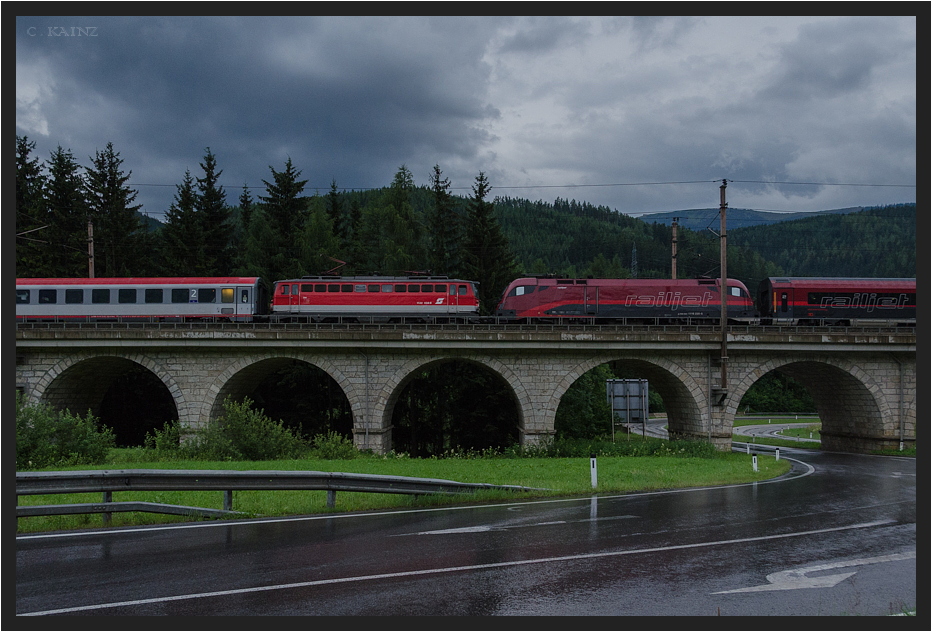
[{"left": 15, "top": 138, "right": 917, "bottom": 453}]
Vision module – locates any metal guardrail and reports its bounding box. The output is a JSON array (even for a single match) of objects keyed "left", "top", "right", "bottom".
[{"left": 15, "top": 469, "right": 544, "bottom": 522}]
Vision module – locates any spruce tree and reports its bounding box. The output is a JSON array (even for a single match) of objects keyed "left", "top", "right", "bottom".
[
  {"left": 43, "top": 146, "right": 89, "bottom": 277},
  {"left": 160, "top": 170, "right": 206, "bottom": 275},
  {"left": 427, "top": 164, "right": 462, "bottom": 276},
  {"left": 16, "top": 136, "right": 48, "bottom": 277},
  {"left": 84, "top": 142, "right": 142, "bottom": 277},
  {"left": 196, "top": 148, "right": 233, "bottom": 274},
  {"left": 462, "top": 172, "right": 518, "bottom": 314}
]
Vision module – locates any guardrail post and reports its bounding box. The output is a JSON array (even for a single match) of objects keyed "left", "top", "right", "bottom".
[
  {"left": 103, "top": 491, "right": 112, "bottom": 526},
  {"left": 327, "top": 490, "right": 336, "bottom": 508},
  {"left": 224, "top": 490, "right": 233, "bottom": 511}
]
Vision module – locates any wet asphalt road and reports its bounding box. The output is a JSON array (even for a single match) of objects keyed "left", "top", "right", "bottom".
[{"left": 16, "top": 449, "right": 916, "bottom": 618}]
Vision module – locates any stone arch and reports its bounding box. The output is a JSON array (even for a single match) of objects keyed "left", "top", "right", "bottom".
[
  {"left": 199, "top": 351, "right": 357, "bottom": 432},
  {"left": 728, "top": 355, "right": 891, "bottom": 453},
  {"left": 376, "top": 353, "right": 529, "bottom": 451},
  {"left": 552, "top": 353, "right": 709, "bottom": 442},
  {"left": 26, "top": 351, "right": 182, "bottom": 444}
]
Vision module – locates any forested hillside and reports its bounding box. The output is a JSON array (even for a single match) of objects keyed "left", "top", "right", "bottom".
[{"left": 728, "top": 204, "right": 916, "bottom": 278}]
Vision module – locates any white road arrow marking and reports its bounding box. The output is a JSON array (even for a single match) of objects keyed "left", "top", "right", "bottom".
[{"left": 713, "top": 550, "right": 916, "bottom": 594}]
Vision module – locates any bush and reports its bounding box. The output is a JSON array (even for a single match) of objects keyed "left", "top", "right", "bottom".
[
  {"left": 16, "top": 393, "right": 116, "bottom": 469},
  {"left": 182, "top": 397, "right": 308, "bottom": 461},
  {"left": 309, "top": 430, "right": 358, "bottom": 460}
]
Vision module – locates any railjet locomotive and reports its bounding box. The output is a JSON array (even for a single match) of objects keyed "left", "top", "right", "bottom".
[{"left": 494, "top": 276, "right": 758, "bottom": 324}]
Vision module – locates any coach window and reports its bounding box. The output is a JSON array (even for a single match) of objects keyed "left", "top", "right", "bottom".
[
  {"left": 16, "top": 289, "right": 30, "bottom": 304},
  {"left": 171, "top": 289, "right": 188, "bottom": 303},
  {"left": 199, "top": 288, "right": 216, "bottom": 303},
  {"left": 381, "top": 284, "right": 393, "bottom": 293},
  {"left": 93, "top": 289, "right": 110, "bottom": 304},
  {"left": 221, "top": 288, "right": 234, "bottom": 303},
  {"left": 145, "top": 288, "right": 163, "bottom": 303},
  {"left": 118, "top": 288, "right": 137, "bottom": 304},
  {"left": 241, "top": 289, "right": 250, "bottom": 303},
  {"left": 781, "top": 292, "right": 788, "bottom": 312},
  {"left": 39, "top": 289, "right": 57, "bottom": 304},
  {"left": 65, "top": 289, "right": 84, "bottom": 304}
]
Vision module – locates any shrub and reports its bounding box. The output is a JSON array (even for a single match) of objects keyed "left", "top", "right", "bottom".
[
  {"left": 183, "top": 397, "right": 308, "bottom": 461},
  {"left": 16, "top": 393, "right": 116, "bottom": 469},
  {"left": 309, "top": 430, "right": 358, "bottom": 460}
]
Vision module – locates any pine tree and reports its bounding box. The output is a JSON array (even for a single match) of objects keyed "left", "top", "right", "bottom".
[
  {"left": 427, "top": 164, "right": 462, "bottom": 276},
  {"left": 84, "top": 142, "right": 142, "bottom": 277},
  {"left": 196, "top": 148, "right": 233, "bottom": 274},
  {"left": 43, "top": 146, "right": 89, "bottom": 277},
  {"left": 258, "top": 158, "right": 309, "bottom": 281},
  {"left": 160, "top": 170, "right": 206, "bottom": 275},
  {"left": 16, "top": 136, "right": 48, "bottom": 277},
  {"left": 462, "top": 172, "right": 518, "bottom": 314}
]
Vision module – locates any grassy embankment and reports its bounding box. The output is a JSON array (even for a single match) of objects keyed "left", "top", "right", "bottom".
[{"left": 16, "top": 444, "right": 791, "bottom": 534}]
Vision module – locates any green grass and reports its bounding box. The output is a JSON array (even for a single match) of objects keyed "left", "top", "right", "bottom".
[{"left": 15, "top": 450, "right": 791, "bottom": 534}]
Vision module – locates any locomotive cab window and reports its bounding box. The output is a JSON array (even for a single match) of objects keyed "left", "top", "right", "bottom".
[
  {"left": 458, "top": 285, "right": 468, "bottom": 296},
  {"left": 279, "top": 284, "right": 290, "bottom": 295}
]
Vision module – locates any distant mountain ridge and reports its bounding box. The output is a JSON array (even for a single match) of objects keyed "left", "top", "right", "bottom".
[{"left": 630, "top": 207, "right": 866, "bottom": 232}]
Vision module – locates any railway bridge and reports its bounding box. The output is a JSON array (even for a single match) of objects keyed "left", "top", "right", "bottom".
[{"left": 15, "top": 323, "right": 916, "bottom": 454}]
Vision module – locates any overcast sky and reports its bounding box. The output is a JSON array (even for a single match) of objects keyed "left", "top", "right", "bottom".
[{"left": 16, "top": 15, "right": 917, "bottom": 222}]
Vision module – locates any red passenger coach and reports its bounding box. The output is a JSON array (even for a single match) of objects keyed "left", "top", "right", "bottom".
[
  {"left": 15, "top": 277, "right": 267, "bottom": 322},
  {"left": 271, "top": 276, "right": 480, "bottom": 321},
  {"left": 496, "top": 277, "right": 758, "bottom": 324},
  {"left": 757, "top": 277, "right": 916, "bottom": 326}
]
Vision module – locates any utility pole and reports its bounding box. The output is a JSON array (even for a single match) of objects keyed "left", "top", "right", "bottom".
[
  {"left": 719, "top": 180, "right": 728, "bottom": 396},
  {"left": 87, "top": 218, "right": 95, "bottom": 279},
  {"left": 671, "top": 217, "right": 678, "bottom": 279}
]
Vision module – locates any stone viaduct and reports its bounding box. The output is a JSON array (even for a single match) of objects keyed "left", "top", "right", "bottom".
[{"left": 15, "top": 323, "right": 916, "bottom": 454}]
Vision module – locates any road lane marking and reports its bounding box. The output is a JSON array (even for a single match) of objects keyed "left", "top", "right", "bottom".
[
  {"left": 712, "top": 551, "right": 917, "bottom": 593},
  {"left": 19, "top": 518, "right": 896, "bottom": 616}
]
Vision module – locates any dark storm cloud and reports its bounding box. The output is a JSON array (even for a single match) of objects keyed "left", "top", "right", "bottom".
[{"left": 16, "top": 16, "right": 915, "bottom": 219}]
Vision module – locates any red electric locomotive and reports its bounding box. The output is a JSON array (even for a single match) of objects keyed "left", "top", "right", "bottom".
[
  {"left": 495, "top": 276, "right": 758, "bottom": 324},
  {"left": 270, "top": 276, "right": 480, "bottom": 322},
  {"left": 757, "top": 277, "right": 916, "bottom": 326}
]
